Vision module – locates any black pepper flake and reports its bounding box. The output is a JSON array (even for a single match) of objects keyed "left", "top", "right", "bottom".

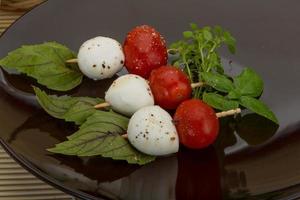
[
  {"left": 143, "top": 134, "right": 146, "bottom": 138},
  {"left": 135, "top": 136, "right": 138, "bottom": 139},
  {"left": 146, "top": 131, "right": 149, "bottom": 134},
  {"left": 108, "top": 66, "right": 111, "bottom": 69},
  {"left": 102, "top": 64, "right": 106, "bottom": 68},
  {"left": 172, "top": 119, "right": 179, "bottom": 125},
  {"left": 101, "top": 72, "right": 104, "bottom": 75},
  {"left": 151, "top": 114, "right": 154, "bottom": 117},
  {"left": 120, "top": 60, "right": 124, "bottom": 64},
  {"left": 170, "top": 137, "right": 176, "bottom": 141},
  {"left": 93, "top": 64, "right": 96, "bottom": 68},
  {"left": 88, "top": 47, "right": 91, "bottom": 50},
  {"left": 165, "top": 132, "right": 169, "bottom": 135}
]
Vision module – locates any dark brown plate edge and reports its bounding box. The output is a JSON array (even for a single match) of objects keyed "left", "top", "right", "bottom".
[{"left": 0, "top": 1, "right": 108, "bottom": 199}]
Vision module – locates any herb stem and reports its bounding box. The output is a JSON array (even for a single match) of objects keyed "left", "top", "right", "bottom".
[{"left": 182, "top": 54, "right": 193, "bottom": 82}]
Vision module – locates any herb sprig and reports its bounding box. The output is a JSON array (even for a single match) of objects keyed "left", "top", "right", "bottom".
[{"left": 170, "top": 23, "right": 278, "bottom": 124}]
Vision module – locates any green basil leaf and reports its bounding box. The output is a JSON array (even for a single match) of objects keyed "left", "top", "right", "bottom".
[
  {"left": 203, "top": 92, "right": 239, "bottom": 111},
  {"left": 34, "top": 87, "right": 104, "bottom": 125},
  {"left": 0, "top": 42, "right": 83, "bottom": 91},
  {"left": 227, "top": 89, "right": 241, "bottom": 100},
  {"left": 202, "top": 72, "right": 234, "bottom": 93},
  {"left": 223, "top": 31, "right": 236, "bottom": 54},
  {"left": 234, "top": 68, "right": 264, "bottom": 97},
  {"left": 48, "top": 112, "right": 155, "bottom": 165},
  {"left": 239, "top": 96, "right": 278, "bottom": 124}
]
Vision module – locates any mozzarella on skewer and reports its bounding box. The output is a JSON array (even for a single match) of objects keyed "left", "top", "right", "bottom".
[
  {"left": 77, "top": 36, "right": 124, "bottom": 80},
  {"left": 127, "top": 105, "right": 179, "bottom": 156},
  {"left": 105, "top": 74, "right": 154, "bottom": 116}
]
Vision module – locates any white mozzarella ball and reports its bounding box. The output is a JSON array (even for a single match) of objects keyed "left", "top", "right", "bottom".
[
  {"left": 127, "top": 106, "right": 179, "bottom": 156},
  {"left": 105, "top": 74, "right": 154, "bottom": 116},
  {"left": 77, "top": 36, "right": 125, "bottom": 80}
]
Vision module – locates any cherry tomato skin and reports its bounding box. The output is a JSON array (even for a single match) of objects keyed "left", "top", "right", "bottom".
[
  {"left": 149, "top": 66, "right": 192, "bottom": 109},
  {"left": 123, "top": 25, "right": 168, "bottom": 78},
  {"left": 173, "top": 99, "right": 219, "bottom": 149}
]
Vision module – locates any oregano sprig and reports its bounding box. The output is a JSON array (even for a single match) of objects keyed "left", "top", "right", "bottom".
[{"left": 170, "top": 23, "right": 278, "bottom": 124}]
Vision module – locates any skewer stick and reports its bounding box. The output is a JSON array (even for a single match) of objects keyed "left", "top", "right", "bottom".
[
  {"left": 94, "top": 82, "right": 205, "bottom": 109},
  {"left": 122, "top": 134, "right": 128, "bottom": 139},
  {"left": 121, "top": 108, "right": 241, "bottom": 139},
  {"left": 191, "top": 82, "right": 204, "bottom": 88},
  {"left": 66, "top": 48, "right": 180, "bottom": 64},
  {"left": 216, "top": 108, "right": 241, "bottom": 118},
  {"left": 66, "top": 58, "right": 78, "bottom": 63},
  {"left": 94, "top": 102, "right": 110, "bottom": 109}
]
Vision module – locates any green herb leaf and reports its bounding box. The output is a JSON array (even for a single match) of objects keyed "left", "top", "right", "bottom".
[
  {"left": 234, "top": 68, "right": 264, "bottom": 97},
  {"left": 190, "top": 23, "right": 198, "bottom": 30},
  {"left": 227, "top": 89, "right": 241, "bottom": 100},
  {"left": 34, "top": 87, "right": 104, "bottom": 125},
  {"left": 203, "top": 29, "right": 213, "bottom": 41},
  {"left": 223, "top": 31, "right": 236, "bottom": 54},
  {"left": 0, "top": 42, "right": 83, "bottom": 91},
  {"left": 203, "top": 92, "right": 239, "bottom": 111},
  {"left": 48, "top": 112, "right": 155, "bottom": 165},
  {"left": 183, "top": 31, "right": 193, "bottom": 38},
  {"left": 239, "top": 96, "right": 278, "bottom": 124},
  {"left": 35, "top": 87, "right": 155, "bottom": 165},
  {"left": 202, "top": 72, "right": 234, "bottom": 93}
]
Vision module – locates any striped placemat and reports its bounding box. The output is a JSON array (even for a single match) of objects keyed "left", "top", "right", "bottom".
[{"left": 0, "top": 1, "right": 75, "bottom": 199}]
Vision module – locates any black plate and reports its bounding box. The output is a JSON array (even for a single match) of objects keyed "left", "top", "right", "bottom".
[{"left": 1, "top": 0, "right": 300, "bottom": 199}]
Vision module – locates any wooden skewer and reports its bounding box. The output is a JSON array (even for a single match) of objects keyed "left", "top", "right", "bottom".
[
  {"left": 66, "top": 58, "right": 78, "bottom": 63},
  {"left": 66, "top": 47, "right": 180, "bottom": 63},
  {"left": 216, "top": 108, "right": 241, "bottom": 118},
  {"left": 120, "top": 108, "right": 241, "bottom": 139},
  {"left": 191, "top": 82, "right": 204, "bottom": 88},
  {"left": 93, "top": 82, "right": 205, "bottom": 109},
  {"left": 94, "top": 102, "right": 110, "bottom": 109}
]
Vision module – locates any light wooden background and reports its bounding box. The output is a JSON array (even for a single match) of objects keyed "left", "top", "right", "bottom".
[{"left": 0, "top": 1, "right": 74, "bottom": 199}]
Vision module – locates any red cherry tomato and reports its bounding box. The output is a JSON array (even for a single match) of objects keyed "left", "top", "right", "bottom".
[
  {"left": 173, "top": 99, "right": 219, "bottom": 149},
  {"left": 149, "top": 66, "right": 192, "bottom": 109},
  {"left": 123, "top": 25, "right": 168, "bottom": 78}
]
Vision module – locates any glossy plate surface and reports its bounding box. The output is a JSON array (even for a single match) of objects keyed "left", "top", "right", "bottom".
[{"left": 0, "top": 0, "right": 300, "bottom": 199}]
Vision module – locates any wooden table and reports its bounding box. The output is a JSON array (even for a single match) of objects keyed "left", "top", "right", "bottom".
[{"left": 0, "top": 1, "right": 74, "bottom": 199}]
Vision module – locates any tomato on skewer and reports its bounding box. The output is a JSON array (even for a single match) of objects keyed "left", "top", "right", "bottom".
[
  {"left": 173, "top": 99, "right": 219, "bottom": 149},
  {"left": 149, "top": 66, "right": 192, "bottom": 110},
  {"left": 123, "top": 25, "right": 168, "bottom": 78}
]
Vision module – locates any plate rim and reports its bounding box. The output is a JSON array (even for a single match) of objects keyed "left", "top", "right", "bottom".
[{"left": 0, "top": 1, "right": 108, "bottom": 199}]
